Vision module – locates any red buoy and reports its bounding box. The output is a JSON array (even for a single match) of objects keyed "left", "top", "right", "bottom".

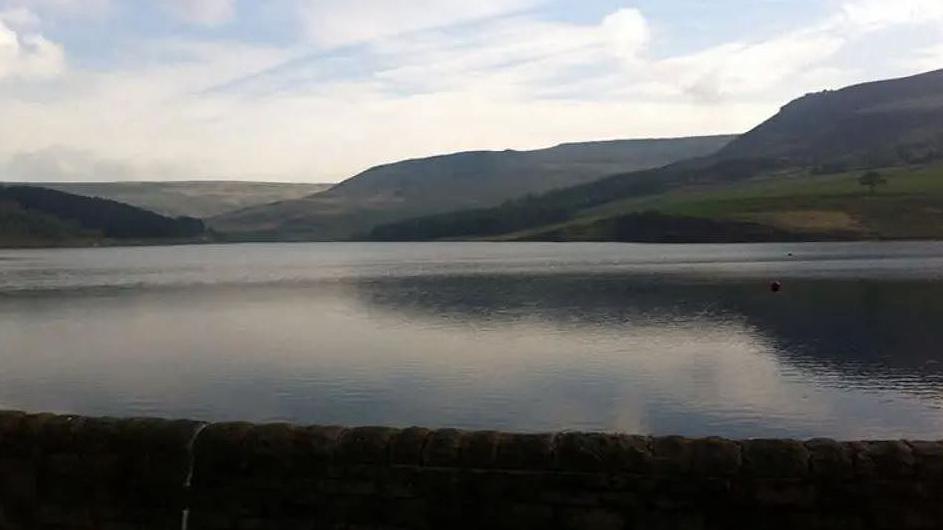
[{"left": 770, "top": 281, "right": 782, "bottom": 293}]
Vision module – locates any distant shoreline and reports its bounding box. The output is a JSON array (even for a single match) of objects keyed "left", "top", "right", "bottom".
[{"left": 5, "top": 235, "right": 943, "bottom": 250}]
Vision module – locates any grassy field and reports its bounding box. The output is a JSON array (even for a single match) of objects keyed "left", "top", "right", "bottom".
[{"left": 508, "top": 163, "right": 943, "bottom": 241}]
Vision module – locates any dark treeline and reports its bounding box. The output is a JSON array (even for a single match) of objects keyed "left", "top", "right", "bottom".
[
  {"left": 523, "top": 211, "right": 857, "bottom": 243},
  {"left": 367, "top": 200, "right": 570, "bottom": 241},
  {"left": 0, "top": 185, "right": 205, "bottom": 239},
  {"left": 0, "top": 201, "right": 90, "bottom": 243}
]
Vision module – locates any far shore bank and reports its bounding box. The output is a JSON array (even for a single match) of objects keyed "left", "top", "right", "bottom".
[{"left": 4, "top": 235, "right": 943, "bottom": 250}]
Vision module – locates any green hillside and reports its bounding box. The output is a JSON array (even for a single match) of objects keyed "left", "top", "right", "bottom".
[
  {"left": 368, "top": 69, "right": 943, "bottom": 243},
  {"left": 513, "top": 164, "right": 943, "bottom": 242},
  {"left": 211, "top": 136, "right": 736, "bottom": 241}
]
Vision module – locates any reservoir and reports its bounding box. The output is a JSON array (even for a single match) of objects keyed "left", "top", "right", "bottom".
[{"left": 2, "top": 241, "right": 943, "bottom": 439}]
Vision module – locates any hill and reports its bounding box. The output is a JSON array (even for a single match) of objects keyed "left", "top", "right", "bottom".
[
  {"left": 510, "top": 164, "right": 943, "bottom": 242},
  {"left": 717, "top": 69, "right": 943, "bottom": 167},
  {"left": 0, "top": 186, "right": 206, "bottom": 247},
  {"left": 210, "top": 136, "right": 736, "bottom": 241},
  {"left": 368, "top": 69, "right": 943, "bottom": 242},
  {"left": 37, "top": 181, "right": 331, "bottom": 219}
]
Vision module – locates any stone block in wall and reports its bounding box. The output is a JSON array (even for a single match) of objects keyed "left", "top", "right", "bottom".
[
  {"left": 378, "top": 498, "right": 430, "bottom": 529},
  {"left": 559, "top": 507, "right": 625, "bottom": 530},
  {"left": 494, "top": 433, "right": 555, "bottom": 470},
  {"left": 460, "top": 430, "right": 500, "bottom": 468},
  {"left": 26, "top": 414, "right": 82, "bottom": 454},
  {"left": 723, "top": 511, "right": 868, "bottom": 530},
  {"left": 0, "top": 458, "right": 38, "bottom": 526},
  {"left": 629, "top": 510, "right": 709, "bottom": 530},
  {"left": 735, "top": 478, "right": 816, "bottom": 508},
  {"left": 869, "top": 502, "right": 943, "bottom": 530},
  {"left": 337, "top": 426, "right": 399, "bottom": 465},
  {"left": 652, "top": 436, "right": 694, "bottom": 476},
  {"left": 461, "top": 469, "right": 535, "bottom": 505},
  {"left": 301, "top": 424, "right": 348, "bottom": 471},
  {"left": 398, "top": 467, "right": 462, "bottom": 500},
  {"left": 0, "top": 411, "right": 27, "bottom": 451},
  {"left": 690, "top": 437, "right": 741, "bottom": 476},
  {"left": 788, "top": 513, "right": 867, "bottom": 530},
  {"left": 115, "top": 417, "right": 201, "bottom": 456},
  {"left": 114, "top": 417, "right": 203, "bottom": 496},
  {"left": 503, "top": 503, "right": 556, "bottom": 529},
  {"left": 806, "top": 438, "right": 854, "bottom": 479},
  {"left": 242, "top": 422, "right": 305, "bottom": 477},
  {"left": 317, "top": 476, "right": 382, "bottom": 496},
  {"left": 537, "top": 484, "right": 608, "bottom": 508},
  {"left": 391, "top": 427, "right": 432, "bottom": 466},
  {"left": 741, "top": 439, "right": 810, "bottom": 478},
  {"left": 645, "top": 476, "right": 730, "bottom": 512},
  {"left": 382, "top": 465, "right": 426, "bottom": 499},
  {"left": 555, "top": 433, "right": 653, "bottom": 473},
  {"left": 852, "top": 441, "right": 915, "bottom": 478},
  {"left": 907, "top": 441, "right": 943, "bottom": 479},
  {"left": 194, "top": 421, "right": 347, "bottom": 486},
  {"left": 191, "top": 421, "right": 253, "bottom": 480},
  {"left": 422, "top": 429, "right": 463, "bottom": 467}
]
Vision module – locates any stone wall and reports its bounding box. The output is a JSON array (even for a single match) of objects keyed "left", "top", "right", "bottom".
[{"left": 0, "top": 411, "right": 941, "bottom": 529}]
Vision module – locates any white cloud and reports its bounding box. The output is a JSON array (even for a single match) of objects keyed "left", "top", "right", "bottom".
[
  {"left": 2, "top": 146, "right": 157, "bottom": 182},
  {"left": 0, "top": 0, "right": 111, "bottom": 19},
  {"left": 362, "top": 8, "right": 843, "bottom": 104},
  {"left": 297, "top": 0, "right": 542, "bottom": 47},
  {"left": 0, "top": 7, "right": 39, "bottom": 29},
  {"left": 905, "top": 43, "right": 943, "bottom": 72},
  {"left": 366, "top": 17, "right": 609, "bottom": 94},
  {"left": 839, "top": 0, "right": 943, "bottom": 31},
  {"left": 601, "top": 8, "right": 650, "bottom": 62},
  {"left": 653, "top": 31, "right": 846, "bottom": 100},
  {"left": 0, "top": 18, "right": 65, "bottom": 80},
  {"left": 0, "top": 1, "right": 942, "bottom": 184},
  {"left": 160, "top": 0, "right": 235, "bottom": 26}
]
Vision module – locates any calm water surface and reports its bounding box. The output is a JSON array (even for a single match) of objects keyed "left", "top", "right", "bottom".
[{"left": 3, "top": 241, "right": 943, "bottom": 439}]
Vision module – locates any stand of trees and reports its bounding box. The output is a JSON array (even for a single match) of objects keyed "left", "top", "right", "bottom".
[
  {"left": 859, "top": 171, "right": 888, "bottom": 195},
  {"left": 0, "top": 186, "right": 205, "bottom": 240}
]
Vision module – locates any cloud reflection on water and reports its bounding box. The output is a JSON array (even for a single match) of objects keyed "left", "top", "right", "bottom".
[{"left": 2, "top": 242, "right": 943, "bottom": 439}]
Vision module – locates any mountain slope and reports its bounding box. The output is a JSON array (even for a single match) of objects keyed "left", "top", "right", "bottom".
[
  {"left": 511, "top": 163, "right": 943, "bottom": 242},
  {"left": 716, "top": 68, "right": 943, "bottom": 167},
  {"left": 368, "top": 68, "right": 943, "bottom": 242},
  {"left": 210, "top": 136, "right": 736, "bottom": 240},
  {"left": 38, "top": 181, "right": 331, "bottom": 219},
  {"left": 0, "top": 185, "right": 205, "bottom": 246}
]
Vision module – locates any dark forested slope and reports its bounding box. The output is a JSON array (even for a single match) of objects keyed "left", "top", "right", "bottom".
[{"left": 0, "top": 186, "right": 205, "bottom": 245}]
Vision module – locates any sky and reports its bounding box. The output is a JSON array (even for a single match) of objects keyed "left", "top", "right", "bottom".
[{"left": 0, "top": 0, "right": 942, "bottom": 183}]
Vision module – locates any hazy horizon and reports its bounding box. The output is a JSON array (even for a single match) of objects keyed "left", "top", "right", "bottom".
[
  {"left": 1, "top": 0, "right": 941, "bottom": 183},
  {"left": 0, "top": 133, "right": 741, "bottom": 184}
]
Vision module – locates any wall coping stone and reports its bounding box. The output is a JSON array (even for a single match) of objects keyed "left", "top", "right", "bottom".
[{"left": 2, "top": 410, "right": 940, "bottom": 481}]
